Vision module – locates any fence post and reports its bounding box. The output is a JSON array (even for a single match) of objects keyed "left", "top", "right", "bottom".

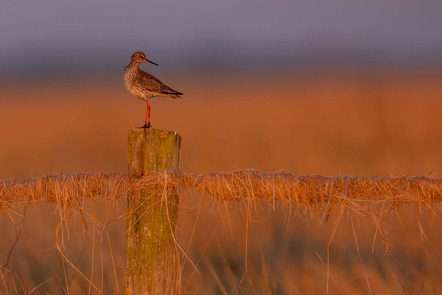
[{"left": 126, "top": 128, "right": 181, "bottom": 294}]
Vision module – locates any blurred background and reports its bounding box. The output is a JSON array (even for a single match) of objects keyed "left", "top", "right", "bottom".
[{"left": 1, "top": 0, "right": 442, "bottom": 293}]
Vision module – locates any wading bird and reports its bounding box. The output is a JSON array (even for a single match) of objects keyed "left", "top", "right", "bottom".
[{"left": 124, "top": 51, "right": 182, "bottom": 128}]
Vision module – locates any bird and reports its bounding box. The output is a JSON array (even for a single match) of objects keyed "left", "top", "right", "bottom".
[{"left": 124, "top": 51, "right": 183, "bottom": 128}]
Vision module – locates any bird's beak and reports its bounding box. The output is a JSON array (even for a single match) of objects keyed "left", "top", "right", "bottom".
[{"left": 143, "top": 58, "right": 158, "bottom": 66}]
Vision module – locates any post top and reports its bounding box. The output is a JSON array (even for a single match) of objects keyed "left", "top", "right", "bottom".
[
  {"left": 128, "top": 128, "right": 181, "bottom": 175},
  {"left": 129, "top": 128, "right": 180, "bottom": 139}
]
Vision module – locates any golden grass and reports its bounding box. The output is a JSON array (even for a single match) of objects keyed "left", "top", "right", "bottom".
[
  {"left": 1, "top": 71, "right": 442, "bottom": 293},
  {"left": 0, "top": 173, "right": 128, "bottom": 212},
  {"left": 1, "top": 170, "right": 441, "bottom": 219},
  {"left": 3, "top": 169, "right": 441, "bottom": 294},
  {"left": 2, "top": 71, "right": 442, "bottom": 179}
]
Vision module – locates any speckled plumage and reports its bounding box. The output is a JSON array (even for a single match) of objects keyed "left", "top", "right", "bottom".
[{"left": 124, "top": 51, "right": 182, "bottom": 128}]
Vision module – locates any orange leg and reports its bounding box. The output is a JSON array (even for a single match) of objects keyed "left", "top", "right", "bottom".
[{"left": 143, "top": 100, "right": 151, "bottom": 128}]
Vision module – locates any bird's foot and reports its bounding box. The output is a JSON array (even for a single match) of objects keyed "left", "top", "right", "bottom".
[{"left": 137, "top": 123, "right": 151, "bottom": 129}]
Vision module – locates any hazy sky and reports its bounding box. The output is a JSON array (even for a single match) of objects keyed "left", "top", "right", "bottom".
[{"left": 1, "top": 0, "right": 441, "bottom": 77}]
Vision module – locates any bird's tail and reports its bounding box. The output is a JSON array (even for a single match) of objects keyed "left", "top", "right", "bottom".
[{"left": 159, "top": 91, "right": 183, "bottom": 98}]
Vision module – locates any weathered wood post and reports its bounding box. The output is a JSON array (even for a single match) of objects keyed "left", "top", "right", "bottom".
[{"left": 126, "top": 129, "right": 181, "bottom": 294}]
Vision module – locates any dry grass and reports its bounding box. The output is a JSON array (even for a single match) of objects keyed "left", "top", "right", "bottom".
[
  {"left": 1, "top": 170, "right": 441, "bottom": 220},
  {"left": 0, "top": 173, "right": 128, "bottom": 212},
  {"left": 2, "top": 170, "right": 441, "bottom": 293}
]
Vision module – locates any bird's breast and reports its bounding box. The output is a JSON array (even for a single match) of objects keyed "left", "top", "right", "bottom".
[{"left": 124, "top": 70, "right": 150, "bottom": 99}]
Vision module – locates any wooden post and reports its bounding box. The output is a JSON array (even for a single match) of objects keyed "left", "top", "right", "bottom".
[{"left": 126, "top": 129, "right": 181, "bottom": 295}]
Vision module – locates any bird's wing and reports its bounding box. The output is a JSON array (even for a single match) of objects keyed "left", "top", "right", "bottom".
[{"left": 138, "top": 71, "right": 183, "bottom": 95}]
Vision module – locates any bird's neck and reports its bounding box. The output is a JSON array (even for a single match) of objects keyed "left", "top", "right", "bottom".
[{"left": 125, "top": 62, "right": 140, "bottom": 72}]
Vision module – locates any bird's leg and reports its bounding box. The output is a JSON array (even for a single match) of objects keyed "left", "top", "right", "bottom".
[
  {"left": 147, "top": 101, "right": 151, "bottom": 126},
  {"left": 140, "top": 100, "right": 151, "bottom": 128}
]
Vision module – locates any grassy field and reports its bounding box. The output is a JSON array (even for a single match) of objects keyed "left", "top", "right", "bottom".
[{"left": 0, "top": 70, "right": 442, "bottom": 293}]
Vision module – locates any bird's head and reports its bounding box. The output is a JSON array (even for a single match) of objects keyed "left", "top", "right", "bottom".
[{"left": 130, "top": 51, "right": 158, "bottom": 66}]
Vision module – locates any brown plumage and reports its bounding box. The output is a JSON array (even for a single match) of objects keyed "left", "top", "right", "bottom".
[{"left": 124, "top": 51, "right": 182, "bottom": 128}]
